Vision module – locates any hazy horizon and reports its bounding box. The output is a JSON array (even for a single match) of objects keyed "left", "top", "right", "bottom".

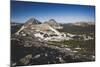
[{"left": 11, "top": 1, "right": 95, "bottom": 23}]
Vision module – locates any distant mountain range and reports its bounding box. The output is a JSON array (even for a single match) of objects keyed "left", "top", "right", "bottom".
[
  {"left": 59, "top": 22, "right": 95, "bottom": 34},
  {"left": 70, "top": 22, "right": 95, "bottom": 27},
  {"left": 11, "top": 18, "right": 95, "bottom": 34},
  {"left": 11, "top": 18, "right": 95, "bottom": 26}
]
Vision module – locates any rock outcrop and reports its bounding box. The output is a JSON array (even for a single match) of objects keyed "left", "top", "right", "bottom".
[{"left": 11, "top": 33, "right": 80, "bottom": 66}]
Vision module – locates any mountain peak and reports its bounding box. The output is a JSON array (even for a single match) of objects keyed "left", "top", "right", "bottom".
[
  {"left": 44, "top": 19, "right": 63, "bottom": 29},
  {"left": 24, "top": 18, "right": 41, "bottom": 26},
  {"left": 49, "top": 19, "right": 57, "bottom": 23}
]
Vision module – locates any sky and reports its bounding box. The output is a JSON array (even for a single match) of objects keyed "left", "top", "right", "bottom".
[{"left": 11, "top": 1, "right": 95, "bottom": 23}]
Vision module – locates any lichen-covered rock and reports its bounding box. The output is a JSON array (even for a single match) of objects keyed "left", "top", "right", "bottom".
[{"left": 19, "top": 54, "right": 32, "bottom": 65}]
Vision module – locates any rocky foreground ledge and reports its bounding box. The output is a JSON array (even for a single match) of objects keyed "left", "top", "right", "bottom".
[{"left": 11, "top": 31, "right": 94, "bottom": 67}]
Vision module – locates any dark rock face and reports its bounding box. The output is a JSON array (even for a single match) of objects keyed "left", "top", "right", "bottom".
[{"left": 11, "top": 23, "right": 23, "bottom": 34}]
